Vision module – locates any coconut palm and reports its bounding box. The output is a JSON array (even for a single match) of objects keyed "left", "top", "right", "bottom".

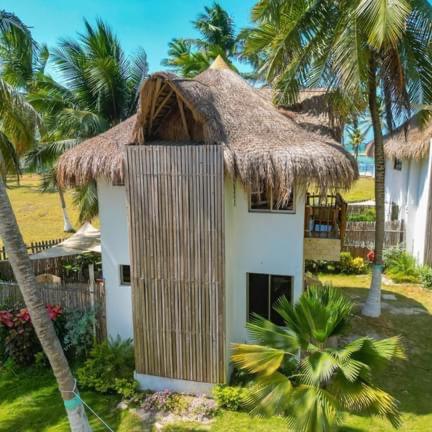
[
  {"left": 26, "top": 19, "right": 148, "bottom": 225},
  {"left": 0, "top": 11, "right": 92, "bottom": 431},
  {"left": 242, "top": 0, "right": 432, "bottom": 317},
  {"left": 162, "top": 2, "right": 238, "bottom": 77},
  {"left": 232, "top": 285, "right": 404, "bottom": 431}
]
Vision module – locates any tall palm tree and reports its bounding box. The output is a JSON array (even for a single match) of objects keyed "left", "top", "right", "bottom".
[
  {"left": 232, "top": 285, "right": 404, "bottom": 431},
  {"left": 0, "top": 11, "right": 92, "bottom": 430},
  {"left": 26, "top": 19, "right": 148, "bottom": 225},
  {"left": 242, "top": 0, "right": 432, "bottom": 317},
  {"left": 162, "top": 2, "right": 238, "bottom": 77}
]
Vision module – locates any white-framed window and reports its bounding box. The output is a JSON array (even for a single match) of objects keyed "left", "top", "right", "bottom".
[
  {"left": 120, "top": 265, "right": 131, "bottom": 285},
  {"left": 249, "top": 183, "right": 295, "bottom": 213},
  {"left": 393, "top": 158, "right": 403, "bottom": 171},
  {"left": 247, "top": 273, "right": 293, "bottom": 325}
]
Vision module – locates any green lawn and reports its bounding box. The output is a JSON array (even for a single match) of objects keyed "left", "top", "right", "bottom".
[
  {"left": 2, "top": 174, "right": 99, "bottom": 247},
  {"left": 2, "top": 274, "right": 431, "bottom": 431},
  {"left": 341, "top": 177, "right": 375, "bottom": 202}
]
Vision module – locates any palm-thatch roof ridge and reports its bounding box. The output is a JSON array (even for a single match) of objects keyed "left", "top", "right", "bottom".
[
  {"left": 366, "top": 113, "right": 431, "bottom": 160},
  {"left": 58, "top": 56, "right": 358, "bottom": 200}
]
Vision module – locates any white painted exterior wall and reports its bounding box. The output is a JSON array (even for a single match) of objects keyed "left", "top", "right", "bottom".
[
  {"left": 224, "top": 179, "right": 305, "bottom": 348},
  {"left": 384, "top": 143, "right": 432, "bottom": 264},
  {"left": 97, "top": 180, "right": 132, "bottom": 340},
  {"left": 97, "top": 176, "right": 306, "bottom": 389}
]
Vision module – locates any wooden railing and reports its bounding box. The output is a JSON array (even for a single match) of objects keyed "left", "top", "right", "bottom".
[
  {"left": 0, "top": 238, "right": 64, "bottom": 261},
  {"left": 304, "top": 193, "right": 348, "bottom": 241}
]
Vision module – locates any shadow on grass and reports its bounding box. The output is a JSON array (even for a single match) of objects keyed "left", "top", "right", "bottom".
[
  {"left": 331, "top": 277, "right": 432, "bottom": 419},
  {"left": 0, "top": 367, "right": 139, "bottom": 432}
]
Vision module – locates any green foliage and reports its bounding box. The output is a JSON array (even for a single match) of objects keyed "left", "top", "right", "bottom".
[
  {"left": 62, "top": 308, "right": 96, "bottom": 359},
  {"left": 348, "top": 208, "right": 376, "bottom": 222},
  {"left": 77, "top": 337, "right": 135, "bottom": 396},
  {"left": 113, "top": 378, "right": 139, "bottom": 399},
  {"left": 232, "top": 285, "right": 405, "bottom": 431},
  {"left": 306, "top": 252, "right": 368, "bottom": 275},
  {"left": 420, "top": 266, "right": 432, "bottom": 289},
  {"left": 384, "top": 248, "right": 420, "bottom": 283},
  {"left": 213, "top": 385, "right": 249, "bottom": 411},
  {"left": 34, "top": 351, "right": 48, "bottom": 368},
  {"left": 142, "top": 390, "right": 189, "bottom": 414}
]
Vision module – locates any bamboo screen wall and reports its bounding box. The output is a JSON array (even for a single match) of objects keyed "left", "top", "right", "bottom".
[{"left": 125, "top": 145, "right": 225, "bottom": 383}]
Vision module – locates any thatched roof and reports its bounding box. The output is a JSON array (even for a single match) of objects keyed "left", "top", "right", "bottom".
[
  {"left": 58, "top": 56, "right": 358, "bottom": 198},
  {"left": 365, "top": 113, "right": 431, "bottom": 160}
]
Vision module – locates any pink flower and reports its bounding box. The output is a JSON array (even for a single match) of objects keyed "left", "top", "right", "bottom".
[{"left": 0, "top": 311, "right": 14, "bottom": 328}]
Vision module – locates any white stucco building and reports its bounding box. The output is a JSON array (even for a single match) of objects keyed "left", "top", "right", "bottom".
[
  {"left": 367, "top": 115, "right": 432, "bottom": 265},
  {"left": 59, "top": 57, "right": 357, "bottom": 393}
]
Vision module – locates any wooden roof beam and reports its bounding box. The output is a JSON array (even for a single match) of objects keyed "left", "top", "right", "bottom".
[{"left": 177, "top": 96, "right": 190, "bottom": 139}]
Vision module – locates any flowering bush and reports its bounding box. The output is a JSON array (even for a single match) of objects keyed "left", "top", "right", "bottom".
[
  {"left": 367, "top": 250, "right": 375, "bottom": 263},
  {"left": 0, "top": 304, "right": 63, "bottom": 365}
]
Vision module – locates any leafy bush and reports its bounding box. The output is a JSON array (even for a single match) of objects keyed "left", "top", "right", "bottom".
[
  {"left": 384, "top": 248, "right": 420, "bottom": 283},
  {"left": 77, "top": 336, "right": 136, "bottom": 396},
  {"left": 62, "top": 309, "right": 96, "bottom": 359},
  {"left": 348, "top": 208, "right": 376, "bottom": 222},
  {"left": 0, "top": 305, "right": 63, "bottom": 366},
  {"left": 420, "top": 266, "right": 432, "bottom": 289},
  {"left": 305, "top": 252, "right": 368, "bottom": 275},
  {"left": 113, "top": 378, "right": 139, "bottom": 399},
  {"left": 213, "top": 385, "right": 249, "bottom": 411},
  {"left": 141, "top": 390, "right": 189, "bottom": 414}
]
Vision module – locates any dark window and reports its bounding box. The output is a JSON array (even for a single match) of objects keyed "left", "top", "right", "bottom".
[
  {"left": 393, "top": 158, "right": 403, "bottom": 171},
  {"left": 250, "top": 186, "right": 294, "bottom": 212},
  {"left": 120, "top": 265, "right": 131, "bottom": 285},
  {"left": 248, "top": 273, "right": 292, "bottom": 324}
]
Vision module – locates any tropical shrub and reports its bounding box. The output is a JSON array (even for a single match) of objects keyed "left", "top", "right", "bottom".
[
  {"left": 141, "top": 390, "right": 189, "bottom": 414},
  {"left": 77, "top": 336, "right": 136, "bottom": 396},
  {"left": 213, "top": 385, "right": 249, "bottom": 411},
  {"left": 306, "top": 252, "right": 368, "bottom": 275},
  {"left": 62, "top": 308, "right": 96, "bottom": 359},
  {"left": 232, "top": 285, "right": 405, "bottom": 431},
  {"left": 348, "top": 208, "right": 376, "bottom": 222},
  {"left": 384, "top": 248, "right": 420, "bottom": 283},
  {"left": 420, "top": 266, "right": 432, "bottom": 289},
  {"left": 0, "top": 305, "right": 63, "bottom": 365}
]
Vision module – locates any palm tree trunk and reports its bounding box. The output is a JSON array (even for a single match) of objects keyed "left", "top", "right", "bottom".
[
  {"left": 363, "top": 53, "right": 385, "bottom": 318},
  {"left": 58, "top": 187, "right": 74, "bottom": 232},
  {"left": 0, "top": 177, "right": 92, "bottom": 431}
]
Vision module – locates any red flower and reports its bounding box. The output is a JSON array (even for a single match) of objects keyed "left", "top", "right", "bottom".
[
  {"left": 367, "top": 250, "right": 376, "bottom": 263},
  {"left": 16, "top": 308, "right": 31, "bottom": 323},
  {"left": 0, "top": 311, "right": 14, "bottom": 328},
  {"left": 46, "top": 304, "right": 62, "bottom": 321}
]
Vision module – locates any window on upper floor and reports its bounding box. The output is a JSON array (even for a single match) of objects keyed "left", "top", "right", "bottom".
[
  {"left": 247, "top": 273, "right": 292, "bottom": 325},
  {"left": 249, "top": 183, "right": 294, "bottom": 213},
  {"left": 120, "top": 265, "right": 131, "bottom": 285},
  {"left": 393, "top": 158, "right": 403, "bottom": 171}
]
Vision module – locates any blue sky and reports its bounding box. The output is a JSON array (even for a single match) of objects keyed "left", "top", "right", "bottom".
[{"left": 4, "top": 0, "right": 256, "bottom": 73}]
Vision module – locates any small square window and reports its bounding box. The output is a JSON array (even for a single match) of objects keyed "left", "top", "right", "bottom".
[
  {"left": 120, "top": 265, "right": 131, "bottom": 285},
  {"left": 393, "top": 158, "right": 402, "bottom": 171},
  {"left": 247, "top": 273, "right": 292, "bottom": 324},
  {"left": 250, "top": 185, "right": 294, "bottom": 213}
]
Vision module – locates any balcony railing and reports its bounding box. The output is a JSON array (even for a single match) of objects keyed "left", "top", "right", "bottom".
[{"left": 304, "top": 193, "right": 348, "bottom": 241}]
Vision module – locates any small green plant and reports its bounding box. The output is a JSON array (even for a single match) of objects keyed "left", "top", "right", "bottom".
[
  {"left": 348, "top": 208, "right": 376, "bottom": 222},
  {"left": 213, "top": 385, "right": 248, "bottom": 411},
  {"left": 77, "top": 336, "right": 135, "bottom": 396},
  {"left": 420, "top": 266, "right": 432, "bottom": 289},
  {"left": 142, "top": 390, "right": 189, "bottom": 414},
  {"left": 384, "top": 248, "right": 420, "bottom": 283},
  {"left": 113, "top": 378, "right": 139, "bottom": 399},
  {"left": 339, "top": 252, "right": 368, "bottom": 274},
  {"left": 63, "top": 308, "right": 96, "bottom": 358}
]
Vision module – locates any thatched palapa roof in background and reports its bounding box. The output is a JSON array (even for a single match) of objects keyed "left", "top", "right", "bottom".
[
  {"left": 58, "top": 56, "right": 358, "bottom": 199},
  {"left": 365, "top": 113, "right": 431, "bottom": 161}
]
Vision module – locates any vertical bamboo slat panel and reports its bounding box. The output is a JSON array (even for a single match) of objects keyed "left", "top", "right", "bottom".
[{"left": 126, "top": 145, "right": 225, "bottom": 384}]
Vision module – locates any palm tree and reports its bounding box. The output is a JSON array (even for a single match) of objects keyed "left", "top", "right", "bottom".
[
  {"left": 242, "top": 0, "right": 432, "bottom": 317},
  {"left": 162, "top": 2, "right": 238, "bottom": 77},
  {"left": 232, "top": 285, "right": 404, "bottom": 431},
  {"left": 0, "top": 11, "right": 92, "bottom": 430},
  {"left": 26, "top": 19, "right": 148, "bottom": 225}
]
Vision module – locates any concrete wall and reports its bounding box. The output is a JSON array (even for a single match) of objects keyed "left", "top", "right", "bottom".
[
  {"left": 384, "top": 146, "right": 432, "bottom": 264},
  {"left": 224, "top": 179, "right": 305, "bottom": 346},
  {"left": 97, "top": 180, "right": 132, "bottom": 339}
]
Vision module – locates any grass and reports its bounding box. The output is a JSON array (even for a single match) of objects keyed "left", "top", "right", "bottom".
[
  {"left": 341, "top": 177, "right": 375, "bottom": 202},
  {"left": 2, "top": 174, "right": 98, "bottom": 247},
  {"left": 0, "top": 367, "right": 142, "bottom": 432},
  {"left": 1, "top": 274, "right": 431, "bottom": 431}
]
